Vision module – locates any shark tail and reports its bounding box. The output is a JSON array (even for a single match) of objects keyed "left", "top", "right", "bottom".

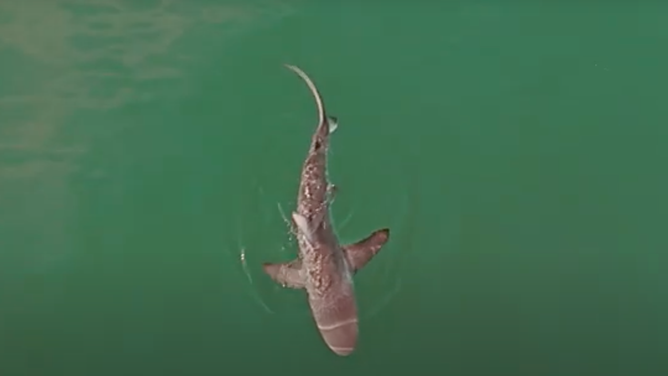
[{"left": 285, "top": 64, "right": 337, "bottom": 133}]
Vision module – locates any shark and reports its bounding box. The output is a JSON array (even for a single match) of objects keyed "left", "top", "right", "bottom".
[{"left": 262, "top": 64, "right": 390, "bottom": 357}]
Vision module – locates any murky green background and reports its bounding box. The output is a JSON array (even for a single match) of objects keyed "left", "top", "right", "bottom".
[{"left": 1, "top": 1, "right": 667, "bottom": 375}]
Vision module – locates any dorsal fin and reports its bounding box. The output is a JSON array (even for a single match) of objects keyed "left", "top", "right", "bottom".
[
  {"left": 342, "top": 229, "right": 390, "bottom": 273},
  {"left": 292, "top": 212, "right": 315, "bottom": 244}
]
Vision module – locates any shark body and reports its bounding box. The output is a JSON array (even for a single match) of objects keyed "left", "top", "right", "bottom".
[{"left": 262, "top": 64, "right": 390, "bottom": 356}]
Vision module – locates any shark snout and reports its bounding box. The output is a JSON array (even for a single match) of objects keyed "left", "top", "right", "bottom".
[{"left": 319, "top": 317, "right": 359, "bottom": 356}]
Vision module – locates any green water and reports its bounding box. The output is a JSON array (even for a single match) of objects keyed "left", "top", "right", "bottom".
[{"left": 1, "top": 2, "right": 667, "bottom": 375}]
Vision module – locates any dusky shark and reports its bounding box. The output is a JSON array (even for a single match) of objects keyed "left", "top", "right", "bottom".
[{"left": 262, "top": 64, "right": 390, "bottom": 357}]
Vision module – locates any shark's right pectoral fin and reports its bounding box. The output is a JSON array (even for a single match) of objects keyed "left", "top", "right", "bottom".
[
  {"left": 342, "top": 228, "right": 390, "bottom": 274},
  {"left": 262, "top": 259, "right": 306, "bottom": 289}
]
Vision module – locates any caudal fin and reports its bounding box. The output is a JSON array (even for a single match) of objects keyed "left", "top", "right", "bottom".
[{"left": 284, "top": 64, "right": 326, "bottom": 126}]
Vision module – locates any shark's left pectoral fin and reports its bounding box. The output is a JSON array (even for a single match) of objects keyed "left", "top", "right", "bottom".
[
  {"left": 262, "top": 259, "right": 306, "bottom": 289},
  {"left": 342, "top": 228, "right": 390, "bottom": 273}
]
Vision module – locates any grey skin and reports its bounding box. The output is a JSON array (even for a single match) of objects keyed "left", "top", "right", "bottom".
[{"left": 262, "top": 64, "right": 390, "bottom": 357}]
